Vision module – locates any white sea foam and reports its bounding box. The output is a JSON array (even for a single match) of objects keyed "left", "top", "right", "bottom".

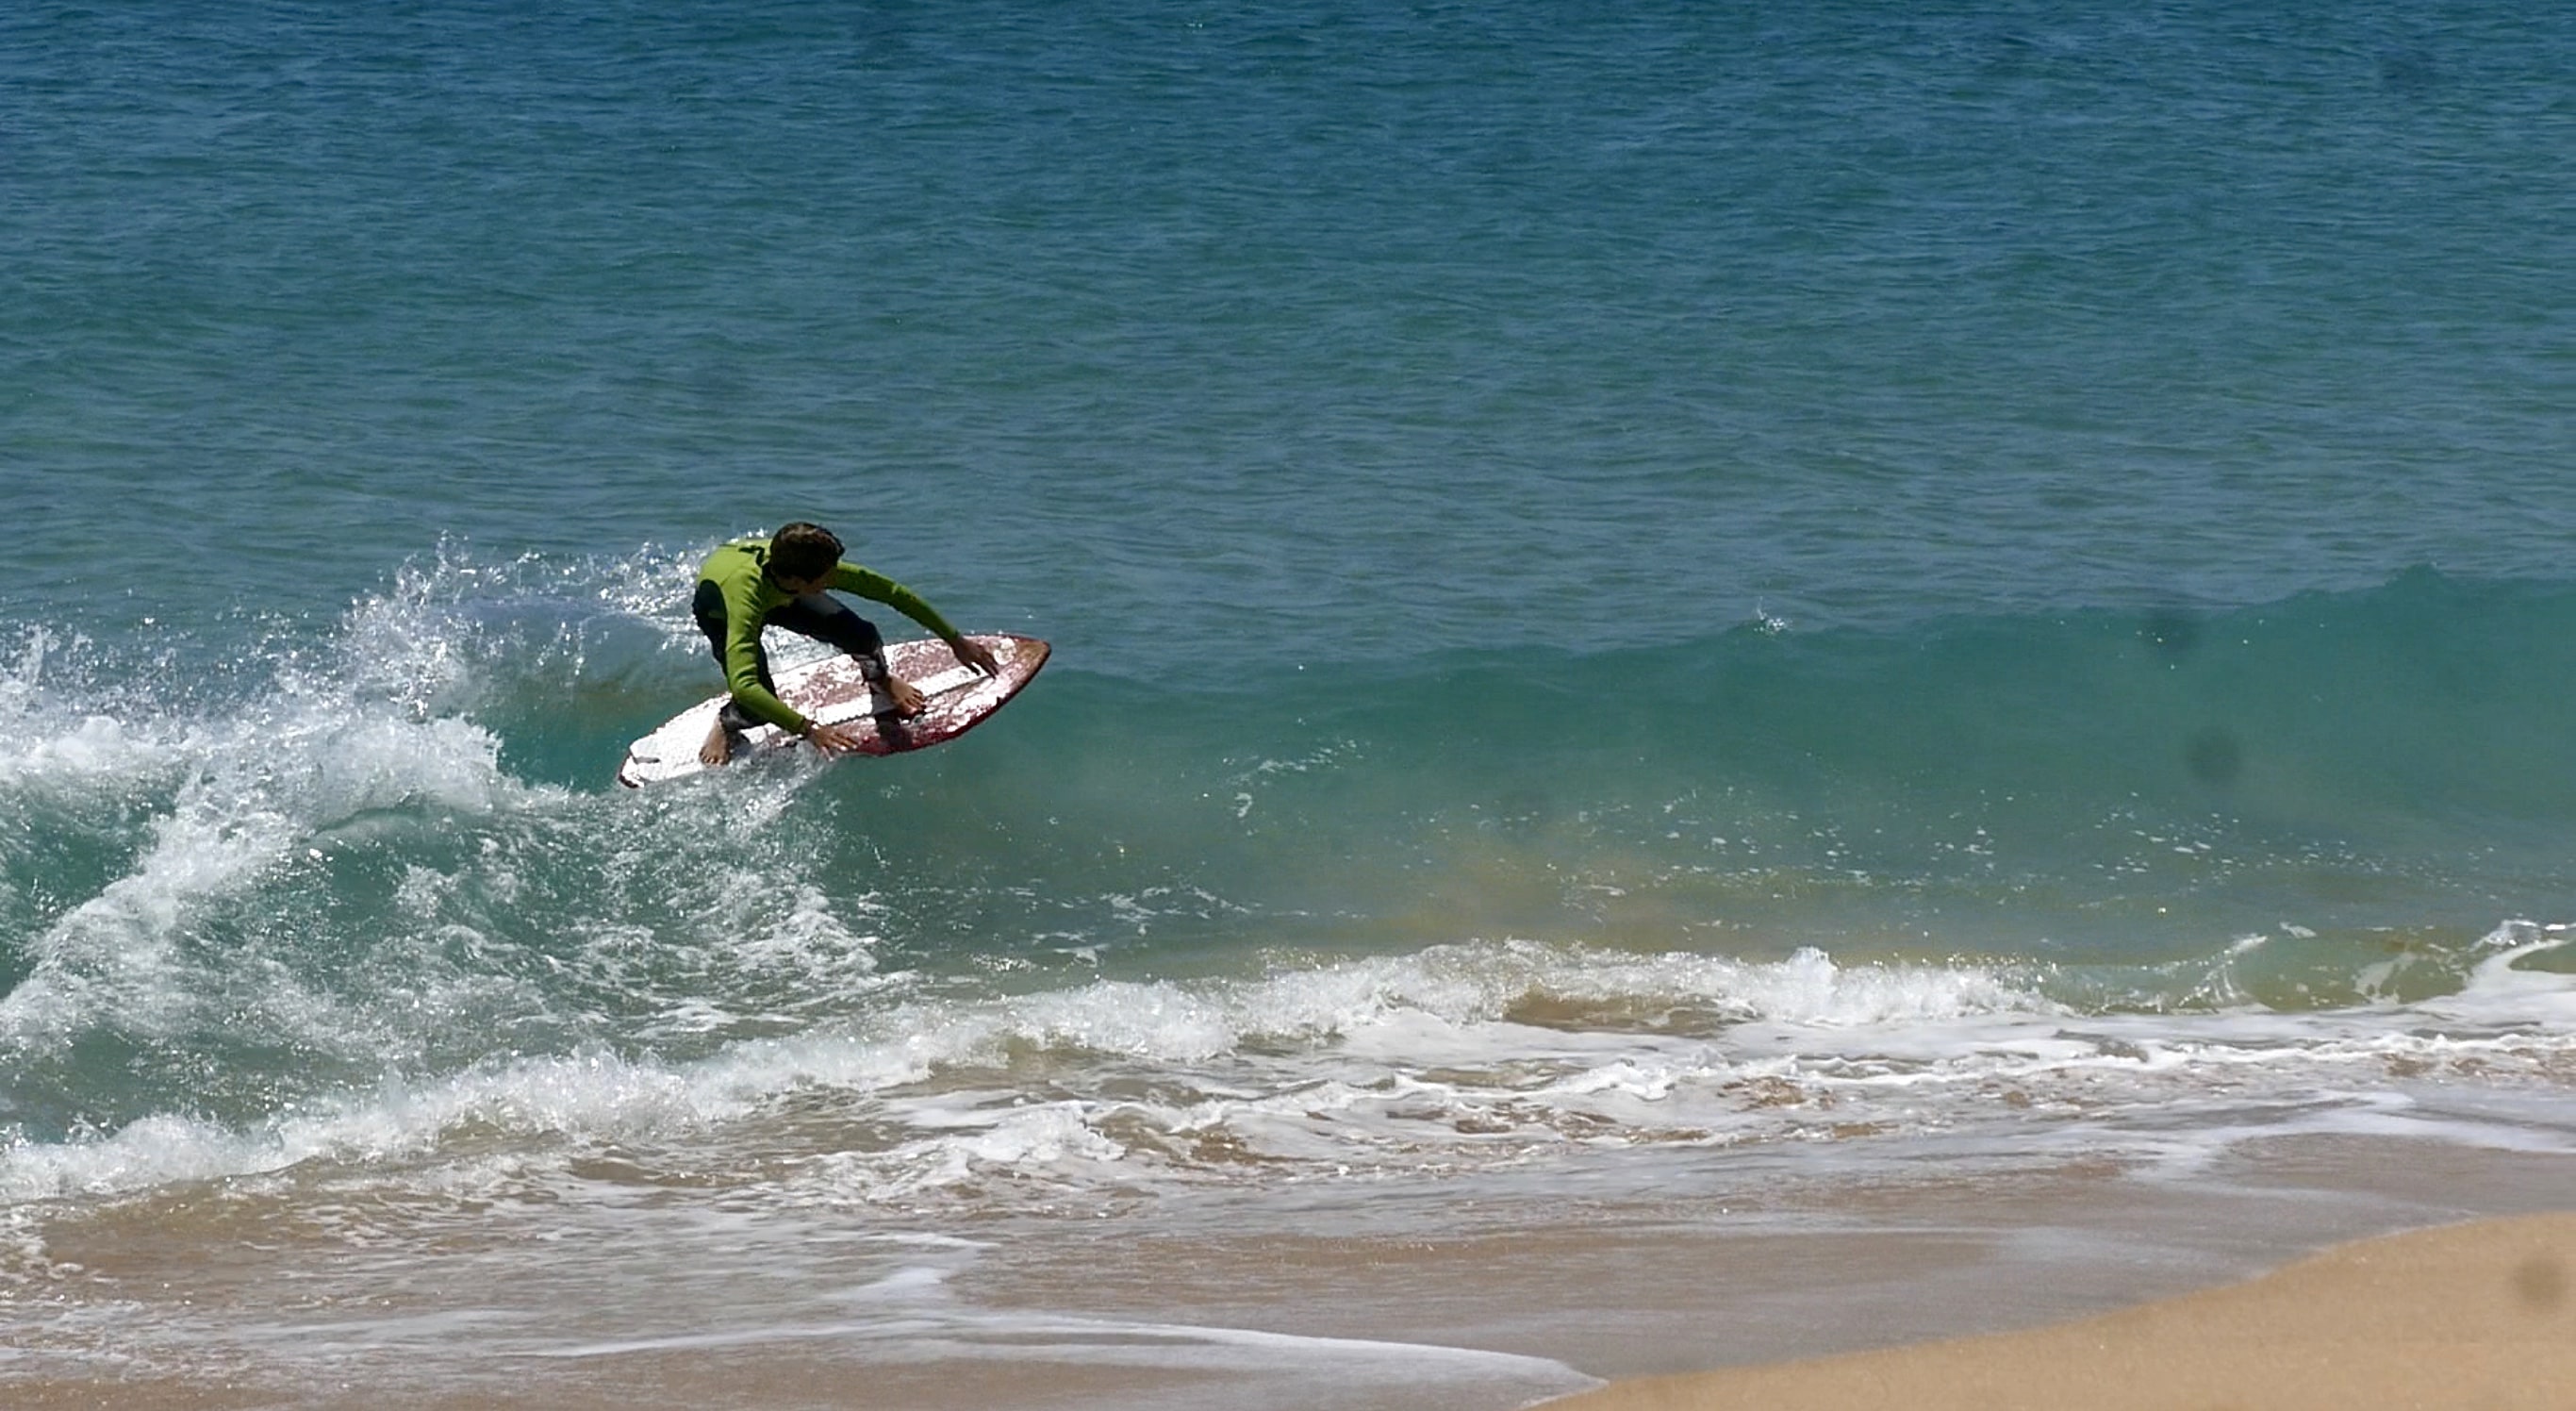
[
  {"left": 528, "top": 1293, "right": 1598, "bottom": 1411},
  {"left": 0, "top": 714, "right": 166, "bottom": 787},
  {"left": 0, "top": 588, "right": 570, "bottom": 1066},
  {"left": 0, "top": 705, "right": 539, "bottom": 1048},
  {"left": 8, "top": 925, "right": 2574, "bottom": 1205}
]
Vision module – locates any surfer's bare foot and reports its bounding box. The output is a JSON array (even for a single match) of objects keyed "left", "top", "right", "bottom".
[{"left": 699, "top": 718, "right": 733, "bottom": 767}]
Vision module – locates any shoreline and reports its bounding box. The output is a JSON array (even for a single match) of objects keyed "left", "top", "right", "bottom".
[
  {"left": 1535, "top": 1211, "right": 2576, "bottom": 1411},
  {"left": 6, "top": 1137, "right": 2572, "bottom": 1410}
]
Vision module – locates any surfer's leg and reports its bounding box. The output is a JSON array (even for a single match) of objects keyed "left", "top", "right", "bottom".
[
  {"left": 771, "top": 594, "right": 922, "bottom": 713},
  {"left": 700, "top": 700, "right": 761, "bottom": 767},
  {"left": 769, "top": 594, "right": 888, "bottom": 682},
  {"left": 770, "top": 595, "right": 884, "bottom": 659}
]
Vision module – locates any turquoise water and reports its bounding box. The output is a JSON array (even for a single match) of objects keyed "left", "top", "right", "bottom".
[{"left": 5, "top": 3, "right": 2574, "bottom": 1404}]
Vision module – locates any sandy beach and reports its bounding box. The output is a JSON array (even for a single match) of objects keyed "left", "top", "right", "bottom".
[{"left": 1541, "top": 1212, "right": 2576, "bottom": 1411}]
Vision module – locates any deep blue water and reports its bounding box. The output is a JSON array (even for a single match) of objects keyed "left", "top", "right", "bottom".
[{"left": 10, "top": 2, "right": 2572, "bottom": 661}]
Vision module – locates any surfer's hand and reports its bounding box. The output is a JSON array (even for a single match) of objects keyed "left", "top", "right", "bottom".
[
  {"left": 949, "top": 637, "right": 999, "bottom": 676},
  {"left": 805, "top": 721, "right": 865, "bottom": 755},
  {"left": 883, "top": 675, "right": 927, "bottom": 717}
]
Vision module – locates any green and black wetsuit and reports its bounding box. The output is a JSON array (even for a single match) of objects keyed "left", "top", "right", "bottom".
[{"left": 692, "top": 537, "right": 963, "bottom": 738}]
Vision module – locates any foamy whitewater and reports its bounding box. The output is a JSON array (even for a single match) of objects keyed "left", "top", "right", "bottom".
[{"left": 6, "top": 3, "right": 2574, "bottom": 1406}]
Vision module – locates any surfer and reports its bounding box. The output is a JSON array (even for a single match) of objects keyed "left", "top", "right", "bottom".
[{"left": 693, "top": 522, "right": 999, "bottom": 765}]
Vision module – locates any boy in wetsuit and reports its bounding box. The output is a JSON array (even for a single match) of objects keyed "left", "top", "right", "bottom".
[{"left": 693, "top": 522, "right": 999, "bottom": 765}]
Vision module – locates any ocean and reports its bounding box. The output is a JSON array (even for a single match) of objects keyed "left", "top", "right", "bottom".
[{"left": 5, "top": 2, "right": 2573, "bottom": 1406}]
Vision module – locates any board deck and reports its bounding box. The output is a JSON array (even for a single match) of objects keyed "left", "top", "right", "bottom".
[{"left": 617, "top": 633, "right": 1049, "bottom": 788}]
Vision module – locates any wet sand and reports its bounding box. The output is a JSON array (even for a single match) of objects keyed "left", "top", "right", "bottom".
[
  {"left": 4, "top": 1137, "right": 2571, "bottom": 1410},
  {"left": 1540, "top": 1212, "right": 2576, "bottom": 1411}
]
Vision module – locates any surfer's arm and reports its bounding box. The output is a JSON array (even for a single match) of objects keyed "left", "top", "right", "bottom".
[
  {"left": 827, "top": 565, "right": 998, "bottom": 676},
  {"left": 717, "top": 580, "right": 813, "bottom": 736},
  {"left": 830, "top": 565, "right": 963, "bottom": 644}
]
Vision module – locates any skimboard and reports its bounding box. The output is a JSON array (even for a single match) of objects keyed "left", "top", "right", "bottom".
[{"left": 618, "top": 633, "right": 1048, "bottom": 788}]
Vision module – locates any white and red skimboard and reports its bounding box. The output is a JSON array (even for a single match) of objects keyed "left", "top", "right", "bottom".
[{"left": 618, "top": 633, "right": 1049, "bottom": 788}]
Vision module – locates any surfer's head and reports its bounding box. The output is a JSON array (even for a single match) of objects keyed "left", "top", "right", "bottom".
[{"left": 767, "top": 522, "right": 845, "bottom": 585}]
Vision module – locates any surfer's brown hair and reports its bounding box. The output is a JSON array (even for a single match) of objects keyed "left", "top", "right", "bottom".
[{"left": 768, "top": 522, "right": 844, "bottom": 583}]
